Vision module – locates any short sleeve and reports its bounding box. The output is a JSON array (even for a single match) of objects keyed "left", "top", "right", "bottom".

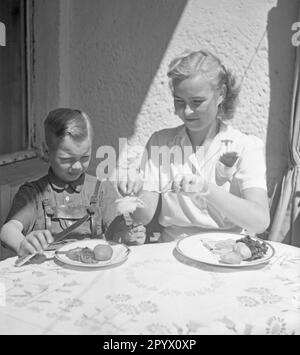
[
  {"left": 6, "top": 183, "right": 38, "bottom": 234},
  {"left": 234, "top": 135, "right": 267, "bottom": 191},
  {"left": 99, "top": 180, "right": 120, "bottom": 228},
  {"left": 140, "top": 132, "right": 161, "bottom": 191}
]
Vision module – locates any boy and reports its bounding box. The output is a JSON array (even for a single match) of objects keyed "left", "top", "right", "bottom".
[{"left": 0, "top": 108, "right": 145, "bottom": 259}]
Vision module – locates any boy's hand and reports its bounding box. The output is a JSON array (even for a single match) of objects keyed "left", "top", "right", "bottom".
[
  {"left": 110, "top": 223, "right": 146, "bottom": 245},
  {"left": 17, "top": 230, "right": 54, "bottom": 257},
  {"left": 122, "top": 224, "right": 146, "bottom": 245},
  {"left": 105, "top": 215, "right": 146, "bottom": 245}
]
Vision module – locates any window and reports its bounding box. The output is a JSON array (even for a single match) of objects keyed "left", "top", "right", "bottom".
[{"left": 0, "top": 0, "right": 35, "bottom": 165}]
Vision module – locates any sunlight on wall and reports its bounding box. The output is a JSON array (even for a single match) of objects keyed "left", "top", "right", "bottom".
[{"left": 32, "top": 0, "right": 298, "bottom": 192}]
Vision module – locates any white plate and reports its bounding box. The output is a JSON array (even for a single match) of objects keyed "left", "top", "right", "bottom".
[
  {"left": 55, "top": 239, "right": 130, "bottom": 268},
  {"left": 176, "top": 232, "right": 275, "bottom": 267}
]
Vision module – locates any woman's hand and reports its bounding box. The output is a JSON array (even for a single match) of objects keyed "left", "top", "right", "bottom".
[
  {"left": 17, "top": 230, "right": 54, "bottom": 257},
  {"left": 219, "top": 152, "right": 239, "bottom": 167},
  {"left": 122, "top": 224, "right": 146, "bottom": 245},
  {"left": 117, "top": 168, "right": 144, "bottom": 196},
  {"left": 172, "top": 173, "right": 208, "bottom": 194}
]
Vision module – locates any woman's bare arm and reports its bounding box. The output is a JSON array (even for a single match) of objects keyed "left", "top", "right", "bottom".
[
  {"left": 132, "top": 190, "right": 160, "bottom": 226},
  {"left": 201, "top": 185, "right": 270, "bottom": 234}
]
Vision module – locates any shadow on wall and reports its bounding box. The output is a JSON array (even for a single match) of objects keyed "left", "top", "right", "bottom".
[
  {"left": 70, "top": 0, "right": 188, "bottom": 174},
  {"left": 266, "top": 0, "right": 298, "bottom": 198}
]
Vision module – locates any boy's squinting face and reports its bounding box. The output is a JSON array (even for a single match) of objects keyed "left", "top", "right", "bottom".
[{"left": 48, "top": 135, "right": 92, "bottom": 182}]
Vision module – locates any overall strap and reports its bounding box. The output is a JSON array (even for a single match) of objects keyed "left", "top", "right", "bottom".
[
  {"left": 42, "top": 198, "right": 54, "bottom": 232},
  {"left": 87, "top": 179, "right": 102, "bottom": 238},
  {"left": 34, "top": 177, "right": 55, "bottom": 233}
]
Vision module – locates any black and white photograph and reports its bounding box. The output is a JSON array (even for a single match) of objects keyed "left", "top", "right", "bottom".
[{"left": 0, "top": 0, "right": 299, "bottom": 337}]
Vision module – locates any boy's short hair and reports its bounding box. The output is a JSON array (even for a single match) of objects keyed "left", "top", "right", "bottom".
[{"left": 44, "top": 108, "right": 93, "bottom": 148}]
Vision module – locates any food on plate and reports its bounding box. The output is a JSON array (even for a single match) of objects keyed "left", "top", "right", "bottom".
[
  {"left": 94, "top": 244, "right": 113, "bottom": 261},
  {"left": 219, "top": 251, "right": 243, "bottom": 264},
  {"left": 202, "top": 235, "right": 268, "bottom": 264},
  {"left": 236, "top": 236, "right": 268, "bottom": 261},
  {"left": 66, "top": 244, "right": 113, "bottom": 264},
  {"left": 115, "top": 196, "right": 145, "bottom": 215},
  {"left": 202, "top": 239, "right": 235, "bottom": 255},
  {"left": 214, "top": 239, "right": 236, "bottom": 250},
  {"left": 233, "top": 242, "right": 252, "bottom": 260},
  {"left": 66, "top": 247, "right": 98, "bottom": 264}
]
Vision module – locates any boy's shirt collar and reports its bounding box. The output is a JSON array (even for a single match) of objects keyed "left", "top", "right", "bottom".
[{"left": 48, "top": 169, "right": 85, "bottom": 193}]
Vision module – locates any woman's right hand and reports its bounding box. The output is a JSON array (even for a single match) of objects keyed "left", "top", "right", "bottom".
[
  {"left": 117, "top": 168, "right": 144, "bottom": 196},
  {"left": 17, "top": 230, "right": 54, "bottom": 257}
]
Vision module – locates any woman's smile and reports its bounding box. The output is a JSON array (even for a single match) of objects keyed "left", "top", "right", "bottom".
[{"left": 184, "top": 116, "right": 200, "bottom": 121}]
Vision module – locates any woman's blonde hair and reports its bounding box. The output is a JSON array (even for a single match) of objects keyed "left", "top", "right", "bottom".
[{"left": 167, "top": 50, "right": 240, "bottom": 120}]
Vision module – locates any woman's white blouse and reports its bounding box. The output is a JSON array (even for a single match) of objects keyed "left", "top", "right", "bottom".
[{"left": 141, "top": 122, "right": 267, "bottom": 241}]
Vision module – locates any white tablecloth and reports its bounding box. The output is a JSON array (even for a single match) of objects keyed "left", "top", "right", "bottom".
[{"left": 0, "top": 240, "right": 300, "bottom": 335}]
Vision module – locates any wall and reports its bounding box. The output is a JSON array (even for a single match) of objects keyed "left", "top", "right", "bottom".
[
  {"left": 32, "top": 0, "right": 61, "bottom": 132},
  {"left": 32, "top": 0, "right": 299, "bottom": 195}
]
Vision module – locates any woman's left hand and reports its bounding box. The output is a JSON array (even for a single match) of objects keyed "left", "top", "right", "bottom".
[
  {"left": 219, "top": 151, "right": 239, "bottom": 167},
  {"left": 172, "top": 173, "right": 208, "bottom": 194}
]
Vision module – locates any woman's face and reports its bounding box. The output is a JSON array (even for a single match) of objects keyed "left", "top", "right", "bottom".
[{"left": 173, "top": 74, "right": 222, "bottom": 133}]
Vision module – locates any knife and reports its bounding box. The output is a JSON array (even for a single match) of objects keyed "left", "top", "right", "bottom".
[{"left": 48, "top": 214, "right": 90, "bottom": 245}]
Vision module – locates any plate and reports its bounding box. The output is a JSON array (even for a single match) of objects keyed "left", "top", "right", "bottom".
[
  {"left": 176, "top": 232, "right": 275, "bottom": 267},
  {"left": 55, "top": 239, "right": 130, "bottom": 268}
]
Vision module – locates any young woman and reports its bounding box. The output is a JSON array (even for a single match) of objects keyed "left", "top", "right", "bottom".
[{"left": 118, "top": 50, "right": 270, "bottom": 242}]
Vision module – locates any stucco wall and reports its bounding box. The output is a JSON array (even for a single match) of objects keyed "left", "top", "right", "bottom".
[{"left": 32, "top": 0, "right": 299, "bottom": 194}]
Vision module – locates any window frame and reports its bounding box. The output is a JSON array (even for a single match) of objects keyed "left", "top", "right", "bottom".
[{"left": 0, "top": 0, "right": 36, "bottom": 166}]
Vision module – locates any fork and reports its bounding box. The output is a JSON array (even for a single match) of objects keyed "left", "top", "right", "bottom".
[{"left": 156, "top": 181, "right": 176, "bottom": 194}]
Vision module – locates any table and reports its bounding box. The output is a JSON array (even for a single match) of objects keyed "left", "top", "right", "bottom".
[{"left": 0, "top": 240, "right": 300, "bottom": 335}]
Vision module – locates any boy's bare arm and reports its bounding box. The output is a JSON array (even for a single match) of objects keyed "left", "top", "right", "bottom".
[
  {"left": 0, "top": 220, "right": 26, "bottom": 253},
  {"left": 0, "top": 220, "right": 54, "bottom": 257}
]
